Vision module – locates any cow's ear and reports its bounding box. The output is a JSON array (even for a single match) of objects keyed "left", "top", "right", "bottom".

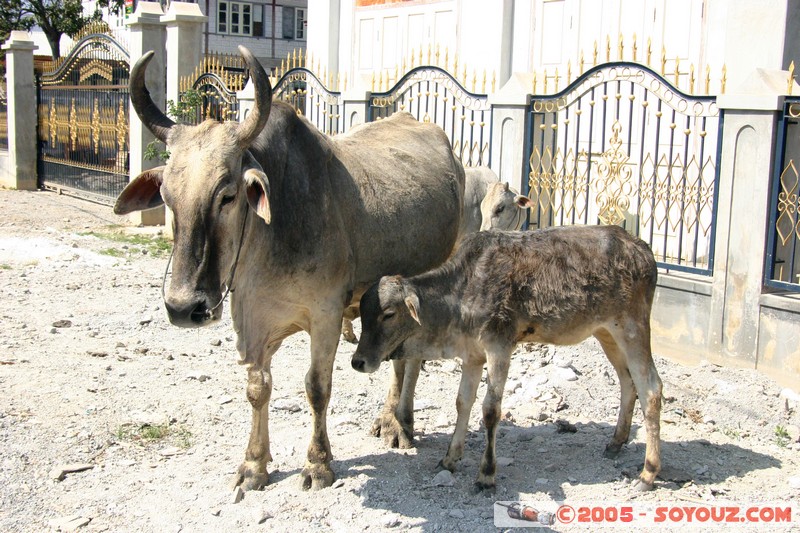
[
  {"left": 114, "top": 167, "right": 165, "bottom": 215},
  {"left": 404, "top": 291, "right": 422, "bottom": 326},
  {"left": 243, "top": 153, "right": 271, "bottom": 224},
  {"left": 514, "top": 194, "right": 534, "bottom": 209}
]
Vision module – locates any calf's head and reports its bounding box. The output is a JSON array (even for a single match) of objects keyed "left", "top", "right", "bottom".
[
  {"left": 479, "top": 182, "right": 533, "bottom": 231},
  {"left": 114, "top": 46, "right": 273, "bottom": 328},
  {"left": 352, "top": 276, "right": 422, "bottom": 373}
]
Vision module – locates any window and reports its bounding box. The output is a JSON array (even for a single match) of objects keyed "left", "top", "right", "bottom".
[
  {"left": 218, "top": 1, "right": 252, "bottom": 36},
  {"left": 282, "top": 6, "right": 306, "bottom": 40}
]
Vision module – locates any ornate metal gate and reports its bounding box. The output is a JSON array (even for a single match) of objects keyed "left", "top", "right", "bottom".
[
  {"left": 37, "top": 29, "right": 130, "bottom": 205},
  {"left": 526, "top": 63, "right": 722, "bottom": 275}
]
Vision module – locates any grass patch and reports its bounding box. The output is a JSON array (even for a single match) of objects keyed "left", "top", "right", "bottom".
[
  {"left": 114, "top": 422, "right": 193, "bottom": 449},
  {"left": 774, "top": 425, "right": 790, "bottom": 448},
  {"left": 0, "top": 264, "right": 11, "bottom": 270},
  {"left": 81, "top": 227, "right": 172, "bottom": 258}
]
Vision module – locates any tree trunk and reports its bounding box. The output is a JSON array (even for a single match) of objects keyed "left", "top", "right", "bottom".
[{"left": 45, "top": 31, "right": 62, "bottom": 59}]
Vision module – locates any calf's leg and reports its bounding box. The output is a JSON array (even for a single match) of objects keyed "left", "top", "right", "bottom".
[
  {"left": 594, "top": 329, "right": 637, "bottom": 458},
  {"left": 440, "top": 358, "right": 483, "bottom": 471},
  {"left": 372, "top": 359, "right": 420, "bottom": 449},
  {"left": 476, "top": 346, "right": 512, "bottom": 490},
  {"left": 609, "top": 319, "right": 663, "bottom": 491}
]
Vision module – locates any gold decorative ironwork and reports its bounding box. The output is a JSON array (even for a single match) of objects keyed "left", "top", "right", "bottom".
[
  {"left": 592, "top": 121, "right": 634, "bottom": 225},
  {"left": 776, "top": 159, "right": 800, "bottom": 246}
]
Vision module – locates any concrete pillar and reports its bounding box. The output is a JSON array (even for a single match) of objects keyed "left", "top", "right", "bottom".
[
  {"left": 488, "top": 73, "right": 531, "bottom": 194},
  {"left": 163, "top": 3, "right": 207, "bottom": 108},
  {"left": 126, "top": 1, "right": 166, "bottom": 226},
  {"left": 710, "top": 70, "right": 787, "bottom": 367},
  {"left": 1, "top": 31, "right": 37, "bottom": 190},
  {"left": 341, "top": 88, "right": 370, "bottom": 131}
]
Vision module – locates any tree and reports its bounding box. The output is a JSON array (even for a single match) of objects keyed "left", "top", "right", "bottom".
[{"left": 0, "top": 0, "right": 125, "bottom": 60}]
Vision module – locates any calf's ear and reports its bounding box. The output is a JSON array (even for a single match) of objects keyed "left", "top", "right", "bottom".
[
  {"left": 514, "top": 194, "right": 534, "bottom": 209},
  {"left": 114, "top": 167, "right": 165, "bottom": 215},
  {"left": 404, "top": 291, "right": 422, "bottom": 326},
  {"left": 243, "top": 152, "right": 271, "bottom": 224}
]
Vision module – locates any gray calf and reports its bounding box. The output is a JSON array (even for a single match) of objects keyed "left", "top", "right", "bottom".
[{"left": 352, "top": 225, "right": 662, "bottom": 491}]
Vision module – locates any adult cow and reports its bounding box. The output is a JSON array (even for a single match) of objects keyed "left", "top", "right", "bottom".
[{"left": 113, "top": 46, "right": 465, "bottom": 491}]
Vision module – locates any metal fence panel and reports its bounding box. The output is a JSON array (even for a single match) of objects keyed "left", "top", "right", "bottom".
[{"left": 525, "top": 63, "right": 722, "bottom": 276}]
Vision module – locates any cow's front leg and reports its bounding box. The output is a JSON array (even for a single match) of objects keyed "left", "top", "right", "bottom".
[
  {"left": 300, "top": 315, "right": 340, "bottom": 490},
  {"left": 371, "top": 359, "right": 420, "bottom": 448},
  {"left": 236, "top": 367, "right": 273, "bottom": 491}
]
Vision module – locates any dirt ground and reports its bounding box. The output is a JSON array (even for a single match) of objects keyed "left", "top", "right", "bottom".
[{"left": 0, "top": 189, "right": 799, "bottom": 533}]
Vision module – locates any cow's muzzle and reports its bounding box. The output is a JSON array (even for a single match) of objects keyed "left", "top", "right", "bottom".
[{"left": 164, "top": 297, "right": 221, "bottom": 328}]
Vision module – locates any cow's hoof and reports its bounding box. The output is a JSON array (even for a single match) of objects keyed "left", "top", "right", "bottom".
[
  {"left": 603, "top": 442, "right": 623, "bottom": 459},
  {"left": 371, "top": 415, "right": 414, "bottom": 449},
  {"left": 473, "top": 480, "right": 496, "bottom": 493},
  {"left": 631, "top": 478, "right": 655, "bottom": 492},
  {"left": 234, "top": 462, "right": 269, "bottom": 491},
  {"left": 300, "top": 463, "right": 335, "bottom": 491},
  {"left": 437, "top": 458, "right": 458, "bottom": 473}
]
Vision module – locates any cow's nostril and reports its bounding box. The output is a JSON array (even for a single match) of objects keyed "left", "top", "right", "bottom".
[
  {"left": 190, "top": 302, "right": 211, "bottom": 324},
  {"left": 351, "top": 358, "right": 366, "bottom": 372}
]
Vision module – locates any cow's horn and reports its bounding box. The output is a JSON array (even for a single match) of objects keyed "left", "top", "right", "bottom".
[
  {"left": 130, "top": 51, "right": 175, "bottom": 143},
  {"left": 235, "top": 46, "right": 272, "bottom": 147}
]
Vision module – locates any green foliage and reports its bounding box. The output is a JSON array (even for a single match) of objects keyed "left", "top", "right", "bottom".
[
  {"left": 81, "top": 228, "right": 173, "bottom": 258},
  {"left": 144, "top": 89, "right": 204, "bottom": 162},
  {"left": 115, "top": 422, "right": 193, "bottom": 449},
  {"left": 1, "top": 0, "right": 100, "bottom": 59},
  {"left": 774, "top": 425, "right": 790, "bottom": 448}
]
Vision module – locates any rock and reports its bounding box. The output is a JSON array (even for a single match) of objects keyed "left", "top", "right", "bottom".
[
  {"left": 505, "top": 379, "right": 522, "bottom": 394},
  {"left": 139, "top": 316, "right": 153, "bottom": 326},
  {"left": 382, "top": 515, "right": 401, "bottom": 527},
  {"left": 552, "top": 354, "right": 573, "bottom": 368},
  {"left": 52, "top": 319, "right": 72, "bottom": 328},
  {"left": 231, "top": 486, "right": 244, "bottom": 504},
  {"left": 87, "top": 351, "right": 108, "bottom": 358},
  {"left": 219, "top": 396, "right": 234, "bottom": 405},
  {"left": 780, "top": 388, "right": 800, "bottom": 410},
  {"left": 272, "top": 398, "right": 301, "bottom": 412},
  {"left": 414, "top": 399, "right": 436, "bottom": 411},
  {"left": 332, "top": 479, "right": 345, "bottom": 489},
  {"left": 555, "top": 419, "right": 578, "bottom": 433},
  {"left": 431, "top": 470, "right": 455, "bottom": 487},
  {"left": 257, "top": 511, "right": 273, "bottom": 524},
  {"left": 535, "top": 478, "right": 548, "bottom": 484},
  {"left": 513, "top": 428, "right": 536, "bottom": 442},
  {"left": 703, "top": 416, "right": 715, "bottom": 425},
  {"left": 48, "top": 514, "right": 91, "bottom": 531},
  {"left": 210, "top": 508, "right": 221, "bottom": 517},
  {"left": 448, "top": 509, "right": 466, "bottom": 519},
  {"left": 785, "top": 424, "right": 800, "bottom": 443},
  {"left": 554, "top": 367, "right": 578, "bottom": 382},
  {"left": 789, "top": 476, "right": 800, "bottom": 490},
  {"left": 210, "top": 339, "right": 222, "bottom": 347},
  {"left": 497, "top": 457, "right": 514, "bottom": 467},
  {"left": 186, "top": 372, "right": 211, "bottom": 382},
  {"left": 50, "top": 463, "right": 94, "bottom": 481},
  {"left": 159, "top": 446, "right": 182, "bottom": 457}
]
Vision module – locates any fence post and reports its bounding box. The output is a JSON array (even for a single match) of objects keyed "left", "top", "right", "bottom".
[
  {"left": 488, "top": 74, "right": 531, "bottom": 193},
  {"left": 710, "top": 71, "right": 786, "bottom": 369},
  {"left": 126, "top": 1, "right": 166, "bottom": 226},
  {"left": 162, "top": 3, "right": 207, "bottom": 108},
  {"left": 341, "top": 87, "right": 371, "bottom": 130},
  {"left": 1, "top": 31, "right": 37, "bottom": 190}
]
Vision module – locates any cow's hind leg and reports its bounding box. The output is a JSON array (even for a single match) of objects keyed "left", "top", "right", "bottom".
[
  {"left": 606, "top": 320, "right": 663, "bottom": 491},
  {"left": 476, "top": 345, "right": 511, "bottom": 491},
  {"left": 371, "top": 359, "right": 420, "bottom": 449},
  {"left": 594, "top": 329, "right": 637, "bottom": 458},
  {"left": 440, "top": 358, "right": 482, "bottom": 472},
  {"left": 236, "top": 367, "right": 273, "bottom": 491},
  {"left": 300, "top": 315, "right": 340, "bottom": 490}
]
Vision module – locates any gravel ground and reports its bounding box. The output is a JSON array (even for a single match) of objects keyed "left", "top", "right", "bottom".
[{"left": 0, "top": 189, "right": 799, "bottom": 532}]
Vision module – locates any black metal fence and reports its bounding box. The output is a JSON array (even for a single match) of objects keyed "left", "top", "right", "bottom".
[
  {"left": 36, "top": 32, "right": 130, "bottom": 205},
  {"left": 273, "top": 68, "right": 342, "bottom": 136},
  {"left": 766, "top": 97, "right": 800, "bottom": 292},
  {"left": 525, "top": 63, "right": 722, "bottom": 276}
]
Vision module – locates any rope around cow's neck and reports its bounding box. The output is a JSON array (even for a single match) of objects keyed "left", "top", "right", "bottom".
[{"left": 161, "top": 206, "right": 250, "bottom": 317}]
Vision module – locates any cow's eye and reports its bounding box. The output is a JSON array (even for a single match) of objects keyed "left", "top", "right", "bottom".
[{"left": 220, "top": 194, "right": 236, "bottom": 208}]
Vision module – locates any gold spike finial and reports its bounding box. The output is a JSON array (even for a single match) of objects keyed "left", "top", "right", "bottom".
[
  {"left": 689, "top": 64, "right": 695, "bottom": 94},
  {"left": 789, "top": 60, "right": 796, "bottom": 95},
  {"left": 593, "top": 40, "right": 598, "bottom": 66},
  {"left": 632, "top": 33, "right": 638, "bottom": 62},
  {"left": 647, "top": 38, "right": 652, "bottom": 66},
  {"left": 618, "top": 33, "right": 624, "bottom": 60},
  {"left": 705, "top": 64, "right": 711, "bottom": 95},
  {"left": 606, "top": 35, "right": 611, "bottom": 62},
  {"left": 567, "top": 60, "right": 572, "bottom": 85},
  {"left": 661, "top": 47, "right": 667, "bottom": 76},
  {"left": 532, "top": 71, "right": 537, "bottom": 93},
  {"left": 481, "top": 70, "right": 487, "bottom": 93},
  {"left": 579, "top": 50, "right": 585, "bottom": 75},
  {"left": 492, "top": 70, "right": 496, "bottom": 93},
  {"left": 371, "top": 72, "right": 376, "bottom": 92},
  {"left": 721, "top": 64, "right": 727, "bottom": 94},
  {"left": 543, "top": 68, "right": 548, "bottom": 93},
  {"left": 436, "top": 44, "right": 440, "bottom": 66},
  {"left": 410, "top": 48, "right": 416, "bottom": 69},
  {"left": 554, "top": 68, "right": 560, "bottom": 91},
  {"left": 674, "top": 56, "right": 680, "bottom": 87}
]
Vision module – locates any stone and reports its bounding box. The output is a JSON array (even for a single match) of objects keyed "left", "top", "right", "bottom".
[
  {"left": 210, "top": 339, "right": 222, "bottom": 347},
  {"left": 48, "top": 515, "right": 91, "bottom": 531},
  {"left": 382, "top": 515, "right": 401, "bottom": 527},
  {"left": 257, "top": 511, "right": 273, "bottom": 524},
  {"left": 414, "top": 399, "right": 436, "bottom": 411},
  {"left": 448, "top": 509, "right": 466, "bottom": 519},
  {"left": 159, "top": 446, "right": 182, "bottom": 457},
  {"left": 431, "top": 470, "right": 455, "bottom": 487},
  {"left": 554, "top": 367, "right": 578, "bottom": 382},
  {"left": 789, "top": 476, "right": 800, "bottom": 490},
  {"left": 52, "top": 319, "right": 72, "bottom": 328},
  {"left": 186, "top": 372, "right": 211, "bottom": 382},
  {"left": 231, "top": 486, "right": 244, "bottom": 504},
  {"left": 552, "top": 354, "right": 573, "bottom": 368},
  {"left": 332, "top": 479, "right": 345, "bottom": 489},
  {"left": 50, "top": 463, "right": 94, "bottom": 481},
  {"left": 535, "top": 478, "right": 548, "bottom": 484},
  {"left": 496, "top": 457, "right": 514, "bottom": 467},
  {"left": 272, "top": 398, "right": 301, "bottom": 412}
]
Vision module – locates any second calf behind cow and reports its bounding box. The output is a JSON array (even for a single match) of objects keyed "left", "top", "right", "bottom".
[{"left": 352, "top": 225, "right": 663, "bottom": 491}]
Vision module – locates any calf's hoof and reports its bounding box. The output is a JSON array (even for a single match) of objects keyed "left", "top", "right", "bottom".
[
  {"left": 300, "top": 463, "right": 335, "bottom": 491},
  {"left": 631, "top": 478, "right": 655, "bottom": 492},
  {"left": 473, "top": 477, "right": 496, "bottom": 493},
  {"left": 371, "top": 415, "right": 414, "bottom": 449},
  {"left": 234, "top": 462, "right": 269, "bottom": 491},
  {"left": 603, "top": 442, "right": 623, "bottom": 459}
]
